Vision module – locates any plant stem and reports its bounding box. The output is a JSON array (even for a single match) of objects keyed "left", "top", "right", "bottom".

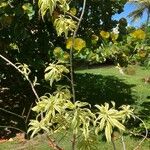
[
  {"left": 69, "top": 1, "right": 86, "bottom": 149},
  {"left": 128, "top": 130, "right": 148, "bottom": 138},
  {"left": 0, "top": 125, "right": 26, "bottom": 134},
  {"left": 25, "top": 103, "right": 33, "bottom": 124},
  {"left": 0, "top": 108, "right": 24, "bottom": 119},
  {"left": 0, "top": 106, "right": 28, "bottom": 137},
  {"left": 66, "top": 12, "right": 80, "bottom": 21},
  {"left": 0, "top": 54, "right": 43, "bottom": 130},
  {"left": 69, "top": 0, "right": 86, "bottom": 103},
  {"left": 0, "top": 54, "right": 40, "bottom": 101},
  {"left": 133, "top": 116, "right": 148, "bottom": 150},
  {"left": 72, "top": 134, "right": 76, "bottom": 150},
  {"left": 121, "top": 135, "right": 126, "bottom": 150},
  {"left": 47, "top": 135, "right": 64, "bottom": 150},
  {"left": 111, "top": 139, "right": 116, "bottom": 150}
]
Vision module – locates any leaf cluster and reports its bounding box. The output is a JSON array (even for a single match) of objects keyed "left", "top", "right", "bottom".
[
  {"left": 38, "top": 0, "right": 77, "bottom": 37},
  {"left": 44, "top": 62, "right": 69, "bottom": 86},
  {"left": 29, "top": 62, "right": 135, "bottom": 145}
]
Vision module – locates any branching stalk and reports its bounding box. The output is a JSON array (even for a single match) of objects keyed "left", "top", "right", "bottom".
[
  {"left": 0, "top": 106, "right": 28, "bottom": 138},
  {"left": 133, "top": 116, "right": 148, "bottom": 150},
  {"left": 69, "top": 1, "right": 86, "bottom": 149},
  {"left": 66, "top": 12, "right": 80, "bottom": 21},
  {"left": 25, "top": 103, "right": 33, "bottom": 124},
  {"left": 128, "top": 130, "right": 148, "bottom": 138},
  {"left": 0, "top": 108, "right": 24, "bottom": 119},
  {"left": 71, "top": 133, "right": 76, "bottom": 150},
  {"left": 0, "top": 54, "right": 40, "bottom": 101},
  {"left": 0, "top": 54, "right": 43, "bottom": 135},
  {"left": 47, "top": 135, "right": 64, "bottom": 150},
  {"left": 0, "top": 125, "right": 26, "bottom": 134},
  {"left": 69, "top": 0, "right": 86, "bottom": 103},
  {"left": 121, "top": 135, "right": 126, "bottom": 150},
  {"left": 111, "top": 138, "right": 116, "bottom": 150}
]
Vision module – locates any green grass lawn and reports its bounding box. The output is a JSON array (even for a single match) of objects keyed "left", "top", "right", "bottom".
[
  {"left": 75, "top": 65, "right": 150, "bottom": 113},
  {"left": 0, "top": 134, "right": 150, "bottom": 150},
  {"left": 75, "top": 65, "right": 150, "bottom": 134}
]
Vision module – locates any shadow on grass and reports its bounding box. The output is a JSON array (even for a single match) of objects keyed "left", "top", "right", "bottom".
[
  {"left": 75, "top": 73, "right": 137, "bottom": 107},
  {"left": 138, "top": 100, "right": 150, "bottom": 130}
]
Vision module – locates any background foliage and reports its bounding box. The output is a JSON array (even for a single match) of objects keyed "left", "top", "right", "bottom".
[{"left": 0, "top": 0, "right": 149, "bottom": 142}]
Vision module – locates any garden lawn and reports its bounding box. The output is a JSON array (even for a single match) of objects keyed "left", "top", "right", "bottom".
[
  {"left": 75, "top": 65, "right": 150, "bottom": 112},
  {"left": 0, "top": 134, "right": 150, "bottom": 150},
  {"left": 75, "top": 65, "right": 150, "bottom": 134}
]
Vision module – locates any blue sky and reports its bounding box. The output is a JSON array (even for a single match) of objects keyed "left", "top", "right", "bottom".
[{"left": 112, "top": 3, "right": 147, "bottom": 27}]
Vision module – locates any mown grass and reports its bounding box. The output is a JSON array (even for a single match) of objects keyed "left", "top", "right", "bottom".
[
  {"left": 76, "top": 66, "right": 150, "bottom": 132},
  {"left": 0, "top": 134, "right": 150, "bottom": 150},
  {"left": 75, "top": 65, "right": 150, "bottom": 134},
  {"left": 75, "top": 65, "right": 150, "bottom": 113}
]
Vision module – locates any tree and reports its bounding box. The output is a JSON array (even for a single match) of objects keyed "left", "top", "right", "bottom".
[
  {"left": 128, "top": 0, "right": 150, "bottom": 27},
  {"left": 0, "top": 1, "right": 148, "bottom": 149},
  {"left": 70, "top": 0, "right": 127, "bottom": 39}
]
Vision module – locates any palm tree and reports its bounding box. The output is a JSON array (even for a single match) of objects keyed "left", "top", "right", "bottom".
[{"left": 128, "top": 0, "right": 150, "bottom": 27}]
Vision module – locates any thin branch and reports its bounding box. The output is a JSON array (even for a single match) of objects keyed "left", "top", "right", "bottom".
[
  {"left": 0, "top": 125, "right": 26, "bottom": 134},
  {"left": 25, "top": 103, "right": 33, "bottom": 124},
  {"left": 0, "top": 107, "right": 28, "bottom": 137},
  {"left": 128, "top": 130, "right": 148, "bottom": 139},
  {"left": 22, "top": 108, "right": 26, "bottom": 116},
  {"left": 65, "top": 12, "right": 80, "bottom": 21},
  {"left": 0, "top": 108, "right": 24, "bottom": 119},
  {"left": 62, "top": 74, "right": 72, "bottom": 82},
  {"left": 0, "top": 54, "right": 40, "bottom": 101},
  {"left": 71, "top": 134, "right": 76, "bottom": 150},
  {"left": 47, "top": 135, "right": 64, "bottom": 150},
  {"left": 121, "top": 136, "right": 126, "bottom": 150},
  {"left": 69, "top": 1, "right": 86, "bottom": 149},
  {"left": 0, "top": 54, "right": 43, "bottom": 120},
  {"left": 133, "top": 116, "right": 148, "bottom": 150},
  {"left": 28, "top": 79, "right": 40, "bottom": 101},
  {"left": 0, "top": 54, "right": 24, "bottom": 74},
  {"left": 69, "top": 0, "right": 86, "bottom": 103},
  {"left": 111, "top": 139, "right": 117, "bottom": 150}
]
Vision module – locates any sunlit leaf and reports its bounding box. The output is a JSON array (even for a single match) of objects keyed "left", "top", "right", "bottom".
[
  {"left": 130, "top": 29, "right": 146, "bottom": 40},
  {"left": 100, "top": 30, "right": 110, "bottom": 39},
  {"left": 66, "top": 37, "right": 86, "bottom": 51},
  {"left": 54, "top": 15, "right": 76, "bottom": 37},
  {"left": 105, "top": 122, "right": 112, "bottom": 142},
  {"left": 69, "top": 7, "right": 77, "bottom": 16},
  {"left": 22, "top": 3, "right": 35, "bottom": 20}
]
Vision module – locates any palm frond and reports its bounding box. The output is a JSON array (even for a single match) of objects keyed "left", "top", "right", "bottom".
[
  {"left": 128, "top": 0, "right": 150, "bottom": 23},
  {"left": 128, "top": 6, "right": 145, "bottom": 23}
]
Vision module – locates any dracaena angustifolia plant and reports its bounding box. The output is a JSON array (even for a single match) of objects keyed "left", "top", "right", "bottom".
[
  {"left": 38, "top": 0, "right": 77, "bottom": 38},
  {"left": 94, "top": 102, "right": 134, "bottom": 142},
  {"left": 28, "top": 59, "right": 135, "bottom": 148},
  {"left": 0, "top": 0, "right": 148, "bottom": 149},
  {"left": 27, "top": 0, "right": 138, "bottom": 149}
]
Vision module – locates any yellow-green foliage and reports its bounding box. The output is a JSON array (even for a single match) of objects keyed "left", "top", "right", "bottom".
[
  {"left": 28, "top": 0, "right": 137, "bottom": 148},
  {"left": 44, "top": 63, "right": 69, "bottom": 86},
  {"left": 66, "top": 37, "right": 86, "bottom": 51},
  {"left": 38, "top": 0, "right": 77, "bottom": 37},
  {"left": 94, "top": 102, "right": 134, "bottom": 142},
  {"left": 16, "top": 63, "right": 31, "bottom": 77},
  {"left": 29, "top": 63, "right": 134, "bottom": 143},
  {"left": 38, "top": 0, "right": 69, "bottom": 17},
  {"left": 130, "top": 29, "right": 146, "bottom": 40},
  {"left": 54, "top": 15, "right": 76, "bottom": 37}
]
